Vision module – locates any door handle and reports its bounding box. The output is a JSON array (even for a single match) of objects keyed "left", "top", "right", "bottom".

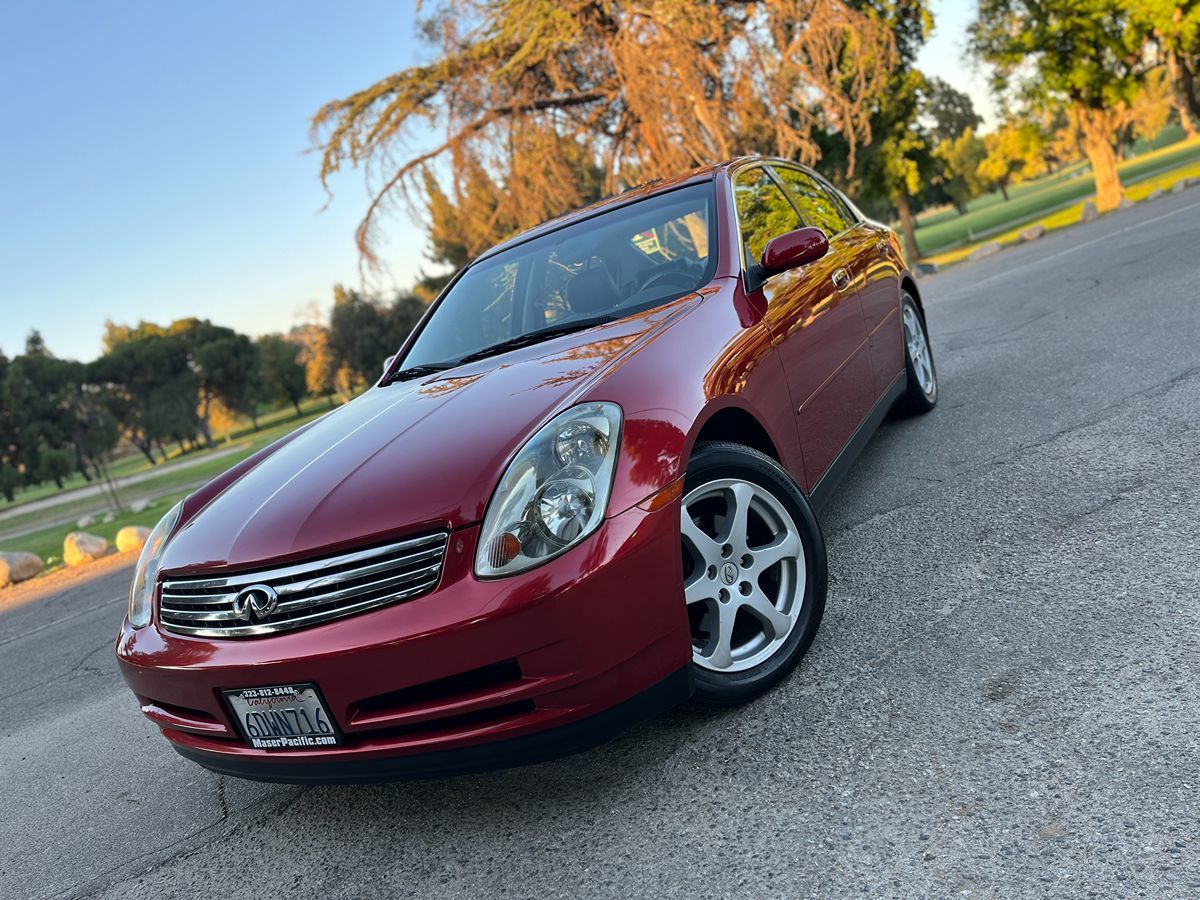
[{"left": 832, "top": 268, "right": 851, "bottom": 291}]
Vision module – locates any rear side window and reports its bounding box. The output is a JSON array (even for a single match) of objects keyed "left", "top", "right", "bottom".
[
  {"left": 733, "top": 167, "right": 801, "bottom": 267},
  {"left": 772, "top": 166, "right": 857, "bottom": 237}
]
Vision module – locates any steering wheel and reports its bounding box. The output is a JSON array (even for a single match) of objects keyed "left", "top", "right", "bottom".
[{"left": 638, "top": 269, "right": 697, "bottom": 293}]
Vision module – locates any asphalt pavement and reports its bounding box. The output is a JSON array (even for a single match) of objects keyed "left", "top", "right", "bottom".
[{"left": 2, "top": 190, "right": 1199, "bottom": 899}]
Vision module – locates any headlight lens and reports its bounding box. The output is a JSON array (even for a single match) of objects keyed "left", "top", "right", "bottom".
[
  {"left": 475, "top": 403, "right": 622, "bottom": 577},
  {"left": 128, "top": 501, "right": 183, "bottom": 628}
]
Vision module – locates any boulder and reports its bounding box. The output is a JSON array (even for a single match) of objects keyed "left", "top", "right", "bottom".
[
  {"left": 1147, "top": 188, "right": 1165, "bottom": 201},
  {"left": 116, "top": 525, "right": 151, "bottom": 554},
  {"left": 1080, "top": 201, "right": 1099, "bottom": 223},
  {"left": 129, "top": 498, "right": 151, "bottom": 513},
  {"left": 1119, "top": 198, "right": 1134, "bottom": 211},
  {"left": 914, "top": 261, "right": 939, "bottom": 277},
  {"left": 75, "top": 514, "right": 95, "bottom": 529},
  {"left": 63, "top": 532, "right": 109, "bottom": 567},
  {"left": 1019, "top": 224, "right": 1046, "bottom": 242},
  {"left": 0, "top": 551, "right": 43, "bottom": 588},
  {"left": 969, "top": 241, "right": 1002, "bottom": 261},
  {"left": 1172, "top": 178, "right": 1192, "bottom": 193}
]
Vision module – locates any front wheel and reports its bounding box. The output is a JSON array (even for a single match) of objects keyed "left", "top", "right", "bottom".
[{"left": 680, "top": 441, "right": 827, "bottom": 706}]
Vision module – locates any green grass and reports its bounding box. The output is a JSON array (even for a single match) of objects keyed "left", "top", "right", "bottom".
[
  {"left": 925, "top": 155, "right": 1200, "bottom": 268},
  {"left": 914, "top": 134, "right": 1200, "bottom": 256},
  {"left": 0, "top": 402, "right": 337, "bottom": 569},
  {"left": 7, "top": 490, "right": 192, "bottom": 568},
  {"left": 0, "top": 395, "right": 336, "bottom": 515}
]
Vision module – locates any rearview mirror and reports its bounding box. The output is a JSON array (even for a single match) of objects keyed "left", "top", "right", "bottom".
[{"left": 760, "top": 227, "right": 829, "bottom": 273}]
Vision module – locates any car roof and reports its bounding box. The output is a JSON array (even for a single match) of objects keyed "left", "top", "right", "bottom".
[{"left": 477, "top": 156, "right": 795, "bottom": 262}]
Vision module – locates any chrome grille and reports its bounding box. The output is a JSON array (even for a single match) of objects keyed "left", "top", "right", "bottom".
[{"left": 159, "top": 532, "right": 448, "bottom": 638}]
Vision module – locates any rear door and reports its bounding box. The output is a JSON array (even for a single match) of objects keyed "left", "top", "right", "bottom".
[
  {"left": 733, "top": 165, "right": 874, "bottom": 490},
  {"left": 773, "top": 165, "right": 902, "bottom": 399}
]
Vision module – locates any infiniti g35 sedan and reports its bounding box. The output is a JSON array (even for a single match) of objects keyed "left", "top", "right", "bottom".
[{"left": 116, "top": 157, "right": 938, "bottom": 783}]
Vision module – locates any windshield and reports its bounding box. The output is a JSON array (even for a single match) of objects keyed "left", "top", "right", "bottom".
[{"left": 401, "top": 183, "right": 717, "bottom": 369}]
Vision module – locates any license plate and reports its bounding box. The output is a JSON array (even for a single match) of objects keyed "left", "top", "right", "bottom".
[{"left": 223, "top": 683, "right": 342, "bottom": 750}]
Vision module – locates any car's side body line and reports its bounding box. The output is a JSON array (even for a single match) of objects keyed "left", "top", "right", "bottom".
[{"left": 809, "top": 372, "right": 906, "bottom": 511}]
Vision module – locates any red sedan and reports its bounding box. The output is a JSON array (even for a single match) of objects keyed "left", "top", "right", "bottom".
[{"left": 116, "top": 157, "right": 937, "bottom": 782}]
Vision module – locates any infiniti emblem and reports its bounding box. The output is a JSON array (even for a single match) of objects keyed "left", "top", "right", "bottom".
[
  {"left": 231, "top": 584, "right": 279, "bottom": 622},
  {"left": 720, "top": 562, "right": 739, "bottom": 586}
]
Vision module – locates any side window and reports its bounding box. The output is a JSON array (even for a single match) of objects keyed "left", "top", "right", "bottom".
[
  {"left": 733, "top": 167, "right": 801, "bottom": 267},
  {"left": 772, "top": 167, "right": 856, "bottom": 237}
]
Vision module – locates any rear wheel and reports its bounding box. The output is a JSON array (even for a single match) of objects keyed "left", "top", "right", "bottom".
[
  {"left": 680, "top": 442, "right": 827, "bottom": 706},
  {"left": 897, "top": 292, "right": 937, "bottom": 415}
]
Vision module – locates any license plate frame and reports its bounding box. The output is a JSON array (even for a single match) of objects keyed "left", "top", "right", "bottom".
[{"left": 222, "top": 683, "right": 343, "bottom": 750}]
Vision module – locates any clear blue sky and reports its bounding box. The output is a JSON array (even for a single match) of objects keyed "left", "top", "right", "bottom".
[{"left": 1, "top": 0, "right": 989, "bottom": 363}]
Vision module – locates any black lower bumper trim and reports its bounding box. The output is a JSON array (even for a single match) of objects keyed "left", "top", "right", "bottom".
[{"left": 174, "top": 666, "right": 694, "bottom": 784}]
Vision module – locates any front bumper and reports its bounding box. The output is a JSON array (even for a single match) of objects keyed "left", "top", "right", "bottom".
[{"left": 116, "top": 499, "right": 692, "bottom": 782}]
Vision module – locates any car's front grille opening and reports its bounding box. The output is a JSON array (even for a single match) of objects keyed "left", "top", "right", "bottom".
[
  {"left": 354, "top": 659, "right": 524, "bottom": 719},
  {"left": 158, "top": 531, "right": 449, "bottom": 638}
]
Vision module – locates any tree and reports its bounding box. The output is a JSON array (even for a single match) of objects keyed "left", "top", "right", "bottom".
[
  {"left": 1129, "top": 68, "right": 1175, "bottom": 146},
  {"left": 290, "top": 322, "right": 338, "bottom": 405},
  {"left": 972, "top": 0, "right": 1156, "bottom": 211},
  {"left": 816, "top": 0, "right": 934, "bottom": 260},
  {"left": 1143, "top": 1, "right": 1200, "bottom": 132},
  {"left": 258, "top": 334, "right": 308, "bottom": 416},
  {"left": 978, "top": 121, "right": 1047, "bottom": 201},
  {"left": 923, "top": 78, "right": 983, "bottom": 144},
  {"left": 933, "top": 128, "right": 988, "bottom": 214},
  {"left": 313, "top": 0, "right": 898, "bottom": 268}
]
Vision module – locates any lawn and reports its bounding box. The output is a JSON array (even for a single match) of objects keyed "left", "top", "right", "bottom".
[
  {"left": 0, "top": 401, "right": 338, "bottom": 569},
  {"left": 0, "top": 395, "right": 336, "bottom": 515},
  {"left": 914, "top": 134, "right": 1200, "bottom": 256},
  {"left": 924, "top": 155, "right": 1200, "bottom": 268}
]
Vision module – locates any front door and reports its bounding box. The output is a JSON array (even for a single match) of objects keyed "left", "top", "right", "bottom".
[{"left": 733, "top": 165, "right": 874, "bottom": 491}]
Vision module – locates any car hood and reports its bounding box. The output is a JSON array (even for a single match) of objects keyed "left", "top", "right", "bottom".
[{"left": 160, "top": 302, "right": 696, "bottom": 575}]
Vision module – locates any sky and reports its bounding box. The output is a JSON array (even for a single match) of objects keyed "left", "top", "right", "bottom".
[{"left": 1, "top": 0, "right": 992, "bottom": 363}]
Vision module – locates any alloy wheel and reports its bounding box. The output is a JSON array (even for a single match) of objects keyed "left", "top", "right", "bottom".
[
  {"left": 680, "top": 478, "right": 806, "bottom": 673},
  {"left": 902, "top": 303, "right": 936, "bottom": 400}
]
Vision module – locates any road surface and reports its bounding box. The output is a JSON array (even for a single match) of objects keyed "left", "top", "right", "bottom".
[{"left": 2, "top": 190, "right": 1198, "bottom": 898}]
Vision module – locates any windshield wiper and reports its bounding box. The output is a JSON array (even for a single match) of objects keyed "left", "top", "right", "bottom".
[
  {"left": 452, "top": 317, "right": 616, "bottom": 367},
  {"left": 383, "top": 362, "right": 456, "bottom": 385}
]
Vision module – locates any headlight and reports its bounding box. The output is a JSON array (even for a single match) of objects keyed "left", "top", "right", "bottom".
[
  {"left": 128, "top": 501, "right": 183, "bottom": 628},
  {"left": 475, "top": 403, "right": 622, "bottom": 577}
]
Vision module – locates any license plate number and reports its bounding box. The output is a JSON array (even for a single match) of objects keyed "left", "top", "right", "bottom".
[{"left": 223, "top": 683, "right": 342, "bottom": 750}]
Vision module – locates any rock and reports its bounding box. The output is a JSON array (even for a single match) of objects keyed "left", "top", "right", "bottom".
[
  {"left": 102, "top": 512, "right": 115, "bottom": 524},
  {"left": 915, "top": 262, "right": 939, "bottom": 277},
  {"left": 63, "top": 532, "right": 109, "bottom": 567},
  {"left": 1019, "top": 224, "right": 1046, "bottom": 242},
  {"left": 1172, "top": 178, "right": 1191, "bottom": 193},
  {"left": 75, "top": 515, "right": 95, "bottom": 528},
  {"left": 0, "top": 551, "right": 43, "bottom": 588},
  {"left": 116, "top": 525, "right": 151, "bottom": 554},
  {"left": 1147, "top": 188, "right": 1165, "bottom": 201},
  {"left": 1119, "top": 198, "right": 1134, "bottom": 210},
  {"left": 129, "top": 498, "right": 151, "bottom": 513},
  {"left": 969, "top": 241, "right": 1003, "bottom": 261},
  {"left": 1080, "top": 201, "right": 1099, "bottom": 223}
]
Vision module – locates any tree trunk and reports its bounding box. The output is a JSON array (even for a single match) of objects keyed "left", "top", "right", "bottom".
[
  {"left": 291, "top": 398, "right": 303, "bottom": 416},
  {"left": 1179, "top": 55, "right": 1200, "bottom": 123},
  {"left": 1168, "top": 52, "right": 1198, "bottom": 138},
  {"left": 250, "top": 411, "right": 260, "bottom": 431},
  {"left": 1077, "top": 105, "right": 1123, "bottom": 212},
  {"left": 999, "top": 181, "right": 1009, "bottom": 202},
  {"left": 895, "top": 191, "right": 920, "bottom": 263},
  {"left": 135, "top": 441, "right": 157, "bottom": 467}
]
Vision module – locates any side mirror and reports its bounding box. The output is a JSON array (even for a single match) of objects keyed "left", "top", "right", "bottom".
[{"left": 761, "top": 227, "right": 829, "bottom": 273}]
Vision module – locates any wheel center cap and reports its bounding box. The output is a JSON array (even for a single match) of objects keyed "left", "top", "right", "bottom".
[{"left": 720, "top": 562, "right": 739, "bottom": 585}]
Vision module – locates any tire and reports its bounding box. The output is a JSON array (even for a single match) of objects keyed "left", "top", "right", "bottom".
[
  {"left": 896, "top": 292, "right": 938, "bottom": 416},
  {"left": 680, "top": 441, "right": 827, "bottom": 706}
]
